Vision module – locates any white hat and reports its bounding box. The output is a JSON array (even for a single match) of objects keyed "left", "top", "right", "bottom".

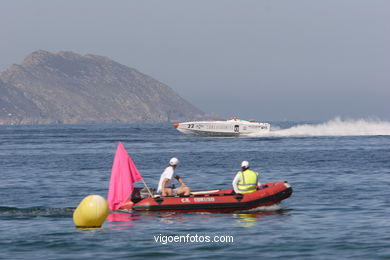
[
  {"left": 169, "top": 157, "right": 179, "bottom": 166},
  {"left": 241, "top": 161, "right": 249, "bottom": 168}
]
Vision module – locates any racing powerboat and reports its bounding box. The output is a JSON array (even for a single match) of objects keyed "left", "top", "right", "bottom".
[{"left": 172, "top": 117, "right": 271, "bottom": 136}]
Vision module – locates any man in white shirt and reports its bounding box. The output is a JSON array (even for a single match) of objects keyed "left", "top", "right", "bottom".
[{"left": 157, "top": 157, "right": 191, "bottom": 196}]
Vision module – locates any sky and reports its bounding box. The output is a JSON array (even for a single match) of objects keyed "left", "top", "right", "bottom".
[{"left": 1, "top": 0, "right": 389, "bottom": 121}]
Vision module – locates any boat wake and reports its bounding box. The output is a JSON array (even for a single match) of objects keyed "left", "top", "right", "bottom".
[{"left": 247, "top": 117, "right": 390, "bottom": 137}]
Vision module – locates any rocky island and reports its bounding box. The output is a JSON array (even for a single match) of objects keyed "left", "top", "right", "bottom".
[{"left": 0, "top": 50, "right": 207, "bottom": 125}]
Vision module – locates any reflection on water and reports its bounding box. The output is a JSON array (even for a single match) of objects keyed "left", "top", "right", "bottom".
[
  {"left": 107, "top": 212, "right": 141, "bottom": 229},
  {"left": 76, "top": 227, "right": 106, "bottom": 233},
  {"left": 158, "top": 212, "right": 187, "bottom": 224},
  {"left": 106, "top": 207, "right": 286, "bottom": 229},
  {"left": 233, "top": 210, "right": 285, "bottom": 227}
]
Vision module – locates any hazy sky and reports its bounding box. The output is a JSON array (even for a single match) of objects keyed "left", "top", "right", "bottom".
[{"left": 1, "top": 0, "right": 389, "bottom": 121}]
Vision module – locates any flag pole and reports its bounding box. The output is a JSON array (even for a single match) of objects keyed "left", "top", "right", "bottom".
[{"left": 141, "top": 178, "right": 154, "bottom": 198}]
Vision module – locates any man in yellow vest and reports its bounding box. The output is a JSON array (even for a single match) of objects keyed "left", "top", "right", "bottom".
[{"left": 232, "top": 161, "right": 260, "bottom": 194}]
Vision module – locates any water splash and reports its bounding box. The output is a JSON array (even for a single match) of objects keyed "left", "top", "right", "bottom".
[{"left": 249, "top": 117, "right": 390, "bottom": 137}]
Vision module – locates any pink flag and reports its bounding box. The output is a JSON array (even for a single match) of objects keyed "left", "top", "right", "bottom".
[{"left": 107, "top": 142, "right": 142, "bottom": 211}]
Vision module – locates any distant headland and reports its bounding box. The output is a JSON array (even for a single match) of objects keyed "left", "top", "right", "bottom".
[{"left": 0, "top": 50, "right": 213, "bottom": 125}]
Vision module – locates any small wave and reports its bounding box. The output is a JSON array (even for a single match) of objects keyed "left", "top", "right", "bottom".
[
  {"left": 241, "top": 204, "right": 282, "bottom": 212},
  {"left": 248, "top": 117, "right": 390, "bottom": 137},
  {"left": 0, "top": 206, "right": 74, "bottom": 218}
]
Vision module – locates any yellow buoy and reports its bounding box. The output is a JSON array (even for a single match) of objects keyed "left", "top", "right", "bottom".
[{"left": 73, "top": 195, "right": 109, "bottom": 228}]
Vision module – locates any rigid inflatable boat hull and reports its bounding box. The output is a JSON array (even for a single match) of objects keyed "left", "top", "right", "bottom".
[{"left": 125, "top": 182, "right": 292, "bottom": 213}]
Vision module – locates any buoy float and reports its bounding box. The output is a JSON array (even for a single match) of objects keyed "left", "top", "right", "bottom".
[{"left": 73, "top": 195, "right": 109, "bottom": 228}]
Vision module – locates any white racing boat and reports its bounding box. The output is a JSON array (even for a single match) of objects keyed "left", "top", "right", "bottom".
[{"left": 172, "top": 117, "right": 271, "bottom": 137}]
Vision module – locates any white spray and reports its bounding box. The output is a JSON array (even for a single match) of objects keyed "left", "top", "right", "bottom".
[{"left": 248, "top": 117, "right": 390, "bottom": 137}]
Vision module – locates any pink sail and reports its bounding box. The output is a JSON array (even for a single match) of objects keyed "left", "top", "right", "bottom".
[{"left": 107, "top": 142, "right": 142, "bottom": 211}]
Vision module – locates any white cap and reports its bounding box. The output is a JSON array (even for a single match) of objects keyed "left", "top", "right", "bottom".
[
  {"left": 169, "top": 157, "right": 179, "bottom": 166},
  {"left": 241, "top": 161, "right": 249, "bottom": 168}
]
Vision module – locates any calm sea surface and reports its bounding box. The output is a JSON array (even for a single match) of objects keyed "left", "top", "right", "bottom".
[{"left": 0, "top": 121, "right": 389, "bottom": 259}]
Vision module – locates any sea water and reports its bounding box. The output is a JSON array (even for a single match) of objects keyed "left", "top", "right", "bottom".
[{"left": 0, "top": 119, "right": 389, "bottom": 259}]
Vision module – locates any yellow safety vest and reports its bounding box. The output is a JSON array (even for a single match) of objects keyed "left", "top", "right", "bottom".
[{"left": 237, "top": 169, "right": 259, "bottom": 194}]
